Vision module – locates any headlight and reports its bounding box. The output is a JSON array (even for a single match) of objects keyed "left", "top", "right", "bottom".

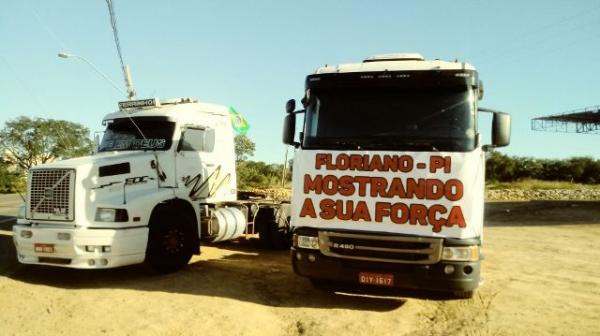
[
  {"left": 442, "top": 246, "right": 480, "bottom": 261},
  {"left": 294, "top": 235, "right": 320, "bottom": 250},
  {"left": 17, "top": 205, "right": 26, "bottom": 219},
  {"left": 95, "top": 208, "right": 129, "bottom": 222}
]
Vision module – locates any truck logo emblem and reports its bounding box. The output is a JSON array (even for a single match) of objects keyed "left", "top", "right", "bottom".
[
  {"left": 44, "top": 188, "right": 54, "bottom": 200},
  {"left": 125, "top": 176, "right": 150, "bottom": 185}
]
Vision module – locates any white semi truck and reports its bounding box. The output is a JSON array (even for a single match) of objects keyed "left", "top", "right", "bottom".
[
  {"left": 283, "top": 53, "right": 511, "bottom": 297},
  {"left": 13, "top": 97, "right": 289, "bottom": 272}
]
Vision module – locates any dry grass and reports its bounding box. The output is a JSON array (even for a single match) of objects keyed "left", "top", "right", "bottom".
[{"left": 486, "top": 179, "right": 600, "bottom": 190}]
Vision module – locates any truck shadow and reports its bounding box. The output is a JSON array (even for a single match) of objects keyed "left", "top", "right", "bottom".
[
  {"left": 3, "top": 238, "right": 462, "bottom": 312},
  {"left": 484, "top": 200, "right": 600, "bottom": 227},
  {"left": 0, "top": 218, "right": 21, "bottom": 276},
  {"left": 0, "top": 234, "right": 20, "bottom": 276}
]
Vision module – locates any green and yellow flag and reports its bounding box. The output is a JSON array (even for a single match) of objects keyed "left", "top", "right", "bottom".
[{"left": 229, "top": 107, "right": 250, "bottom": 135}]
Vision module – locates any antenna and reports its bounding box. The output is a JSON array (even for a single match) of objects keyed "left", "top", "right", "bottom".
[{"left": 105, "top": 0, "right": 136, "bottom": 100}]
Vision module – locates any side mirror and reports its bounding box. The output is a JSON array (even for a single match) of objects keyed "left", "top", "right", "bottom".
[
  {"left": 491, "top": 112, "right": 511, "bottom": 147},
  {"left": 283, "top": 113, "right": 296, "bottom": 146},
  {"left": 286, "top": 99, "right": 296, "bottom": 114},
  {"left": 93, "top": 133, "right": 100, "bottom": 154},
  {"left": 93, "top": 131, "right": 104, "bottom": 154},
  {"left": 479, "top": 107, "right": 511, "bottom": 150},
  {"left": 204, "top": 128, "right": 216, "bottom": 152}
]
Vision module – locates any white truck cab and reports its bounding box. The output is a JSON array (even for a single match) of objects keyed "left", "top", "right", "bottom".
[
  {"left": 13, "top": 97, "right": 258, "bottom": 272},
  {"left": 283, "top": 53, "right": 511, "bottom": 297}
]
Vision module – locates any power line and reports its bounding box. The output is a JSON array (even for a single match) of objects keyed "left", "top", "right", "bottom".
[
  {"left": 480, "top": 19, "right": 600, "bottom": 67},
  {"left": 479, "top": 3, "right": 600, "bottom": 61},
  {"left": 0, "top": 55, "right": 89, "bottom": 162},
  {"left": 105, "top": 0, "right": 136, "bottom": 99},
  {"left": 24, "top": 0, "right": 69, "bottom": 52},
  {"left": 105, "top": 0, "right": 126, "bottom": 71},
  {"left": 0, "top": 55, "right": 50, "bottom": 116}
]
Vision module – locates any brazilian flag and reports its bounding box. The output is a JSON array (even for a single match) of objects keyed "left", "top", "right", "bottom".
[{"left": 229, "top": 107, "right": 250, "bottom": 135}]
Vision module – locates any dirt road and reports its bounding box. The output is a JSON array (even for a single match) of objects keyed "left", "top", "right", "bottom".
[{"left": 1, "top": 198, "right": 599, "bottom": 335}]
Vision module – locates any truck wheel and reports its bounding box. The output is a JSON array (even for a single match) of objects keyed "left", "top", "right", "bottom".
[
  {"left": 255, "top": 208, "right": 275, "bottom": 249},
  {"left": 269, "top": 221, "right": 291, "bottom": 250},
  {"left": 145, "top": 207, "right": 195, "bottom": 273},
  {"left": 453, "top": 290, "right": 474, "bottom": 299}
]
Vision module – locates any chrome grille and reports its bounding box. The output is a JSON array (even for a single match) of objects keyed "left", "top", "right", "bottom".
[
  {"left": 28, "top": 169, "right": 75, "bottom": 221},
  {"left": 319, "top": 231, "right": 442, "bottom": 264}
]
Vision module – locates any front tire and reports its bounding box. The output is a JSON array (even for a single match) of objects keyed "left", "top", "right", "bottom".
[
  {"left": 145, "top": 207, "right": 195, "bottom": 273},
  {"left": 453, "top": 290, "right": 474, "bottom": 299}
]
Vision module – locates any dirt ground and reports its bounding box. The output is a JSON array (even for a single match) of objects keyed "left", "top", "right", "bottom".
[{"left": 1, "top": 196, "right": 600, "bottom": 336}]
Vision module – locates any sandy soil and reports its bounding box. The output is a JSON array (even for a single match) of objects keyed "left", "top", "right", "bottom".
[{"left": 1, "top": 198, "right": 599, "bottom": 336}]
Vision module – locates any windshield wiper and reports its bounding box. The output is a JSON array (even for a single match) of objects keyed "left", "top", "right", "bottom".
[
  {"left": 410, "top": 99, "right": 469, "bottom": 128},
  {"left": 405, "top": 142, "right": 439, "bottom": 151},
  {"left": 365, "top": 142, "right": 439, "bottom": 151},
  {"left": 330, "top": 140, "right": 362, "bottom": 149}
]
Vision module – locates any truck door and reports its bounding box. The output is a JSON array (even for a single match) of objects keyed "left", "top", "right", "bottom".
[{"left": 176, "top": 126, "right": 219, "bottom": 201}]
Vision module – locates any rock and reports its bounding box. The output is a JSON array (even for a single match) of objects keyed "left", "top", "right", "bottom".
[{"left": 486, "top": 188, "right": 600, "bottom": 201}]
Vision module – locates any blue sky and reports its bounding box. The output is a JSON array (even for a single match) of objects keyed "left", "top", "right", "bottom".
[{"left": 1, "top": 0, "right": 599, "bottom": 163}]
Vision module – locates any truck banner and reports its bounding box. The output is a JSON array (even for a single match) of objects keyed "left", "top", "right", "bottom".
[{"left": 291, "top": 149, "right": 485, "bottom": 239}]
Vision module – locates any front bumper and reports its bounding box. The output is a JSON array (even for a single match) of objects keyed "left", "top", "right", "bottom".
[
  {"left": 291, "top": 247, "right": 480, "bottom": 293},
  {"left": 13, "top": 225, "right": 148, "bottom": 269}
]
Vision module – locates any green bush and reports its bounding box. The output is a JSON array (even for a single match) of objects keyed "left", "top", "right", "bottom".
[{"left": 486, "top": 152, "right": 600, "bottom": 184}]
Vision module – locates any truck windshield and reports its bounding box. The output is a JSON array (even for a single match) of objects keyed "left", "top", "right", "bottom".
[
  {"left": 303, "top": 87, "right": 476, "bottom": 152},
  {"left": 99, "top": 116, "right": 175, "bottom": 152}
]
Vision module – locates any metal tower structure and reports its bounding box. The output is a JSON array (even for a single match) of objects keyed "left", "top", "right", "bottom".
[{"left": 531, "top": 105, "right": 600, "bottom": 134}]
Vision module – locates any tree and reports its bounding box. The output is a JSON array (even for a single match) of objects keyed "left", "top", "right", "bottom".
[
  {"left": 0, "top": 117, "right": 93, "bottom": 170},
  {"left": 236, "top": 160, "right": 287, "bottom": 189},
  {"left": 234, "top": 134, "right": 255, "bottom": 162}
]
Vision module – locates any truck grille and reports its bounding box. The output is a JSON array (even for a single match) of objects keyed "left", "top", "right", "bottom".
[
  {"left": 28, "top": 169, "right": 75, "bottom": 221},
  {"left": 318, "top": 231, "right": 442, "bottom": 264}
]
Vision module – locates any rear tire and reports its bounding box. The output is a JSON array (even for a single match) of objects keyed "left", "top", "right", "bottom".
[
  {"left": 255, "top": 208, "right": 275, "bottom": 249},
  {"left": 145, "top": 207, "right": 195, "bottom": 273},
  {"left": 453, "top": 290, "right": 474, "bottom": 299}
]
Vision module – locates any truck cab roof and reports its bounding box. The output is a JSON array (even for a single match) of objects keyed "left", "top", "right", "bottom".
[
  {"left": 314, "top": 53, "right": 476, "bottom": 74},
  {"left": 103, "top": 98, "right": 229, "bottom": 125}
]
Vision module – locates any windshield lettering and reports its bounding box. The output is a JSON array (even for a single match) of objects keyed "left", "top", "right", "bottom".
[{"left": 99, "top": 117, "right": 175, "bottom": 152}]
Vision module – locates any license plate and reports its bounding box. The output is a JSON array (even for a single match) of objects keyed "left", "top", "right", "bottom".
[
  {"left": 34, "top": 243, "right": 55, "bottom": 253},
  {"left": 358, "top": 272, "right": 394, "bottom": 286}
]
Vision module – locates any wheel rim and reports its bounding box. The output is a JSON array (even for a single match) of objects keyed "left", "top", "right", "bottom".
[{"left": 162, "top": 228, "right": 185, "bottom": 254}]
